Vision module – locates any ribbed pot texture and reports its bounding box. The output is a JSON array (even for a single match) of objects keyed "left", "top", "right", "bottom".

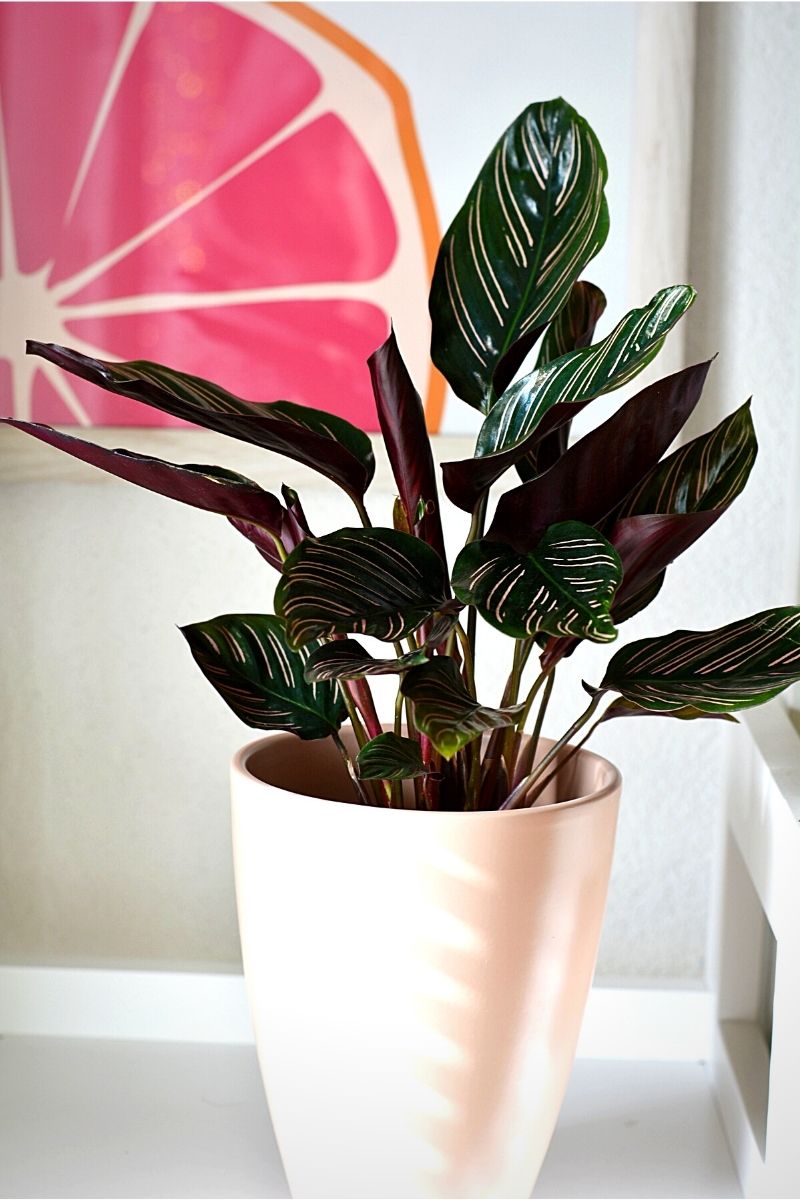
[{"left": 231, "top": 732, "right": 621, "bottom": 1200}]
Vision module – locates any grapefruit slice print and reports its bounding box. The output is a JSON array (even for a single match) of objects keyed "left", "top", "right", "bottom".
[{"left": 0, "top": 2, "right": 444, "bottom": 431}]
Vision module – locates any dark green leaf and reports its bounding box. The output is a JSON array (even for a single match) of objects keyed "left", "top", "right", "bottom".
[
  {"left": 180, "top": 614, "right": 346, "bottom": 739},
  {"left": 401, "top": 658, "right": 524, "bottom": 758},
  {"left": 26, "top": 342, "right": 375, "bottom": 498},
  {"left": 487, "top": 359, "right": 712, "bottom": 552},
  {"left": 519, "top": 279, "right": 606, "bottom": 478},
  {"left": 442, "top": 286, "right": 695, "bottom": 511},
  {"left": 356, "top": 733, "right": 426, "bottom": 781},
  {"left": 536, "top": 280, "right": 607, "bottom": 366},
  {"left": 368, "top": 328, "right": 448, "bottom": 565},
  {"left": 617, "top": 400, "right": 757, "bottom": 518},
  {"left": 537, "top": 402, "right": 754, "bottom": 668},
  {"left": 600, "top": 607, "right": 800, "bottom": 713},
  {"left": 429, "top": 99, "right": 609, "bottom": 411},
  {"left": 599, "top": 697, "right": 737, "bottom": 723},
  {"left": 303, "top": 639, "right": 428, "bottom": 682},
  {"left": 452, "top": 522, "right": 621, "bottom": 641},
  {"left": 275, "top": 528, "right": 449, "bottom": 648}
]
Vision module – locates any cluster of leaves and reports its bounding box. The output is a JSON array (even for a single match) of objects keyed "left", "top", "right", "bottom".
[{"left": 7, "top": 98, "right": 800, "bottom": 810}]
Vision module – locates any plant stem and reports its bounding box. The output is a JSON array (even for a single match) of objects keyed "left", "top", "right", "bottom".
[
  {"left": 267, "top": 531, "right": 288, "bottom": 563},
  {"left": 522, "top": 672, "right": 554, "bottom": 772},
  {"left": 503, "top": 691, "right": 604, "bottom": 809},
  {"left": 331, "top": 728, "right": 370, "bottom": 805},
  {"left": 352, "top": 496, "right": 373, "bottom": 528},
  {"left": 506, "top": 637, "right": 526, "bottom": 705},
  {"left": 348, "top": 677, "right": 382, "bottom": 741},
  {"left": 522, "top": 711, "right": 606, "bottom": 806},
  {"left": 513, "top": 668, "right": 556, "bottom": 787},
  {"left": 454, "top": 621, "right": 475, "bottom": 695},
  {"left": 515, "top": 669, "right": 548, "bottom": 736},
  {"left": 465, "top": 493, "right": 488, "bottom": 692},
  {"left": 338, "top": 682, "right": 368, "bottom": 749},
  {"left": 394, "top": 684, "right": 405, "bottom": 738}
]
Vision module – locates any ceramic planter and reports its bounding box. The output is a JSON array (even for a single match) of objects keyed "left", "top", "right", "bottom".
[{"left": 231, "top": 732, "right": 621, "bottom": 1200}]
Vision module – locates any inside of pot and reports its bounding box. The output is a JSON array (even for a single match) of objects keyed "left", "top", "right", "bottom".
[{"left": 242, "top": 732, "right": 619, "bottom": 810}]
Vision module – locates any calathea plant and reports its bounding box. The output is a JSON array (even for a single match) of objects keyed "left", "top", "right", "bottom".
[{"left": 6, "top": 98, "right": 800, "bottom": 811}]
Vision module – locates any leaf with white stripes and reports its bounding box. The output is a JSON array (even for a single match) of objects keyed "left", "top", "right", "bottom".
[
  {"left": 303, "top": 639, "right": 428, "bottom": 682},
  {"left": 356, "top": 733, "right": 426, "bottom": 781},
  {"left": 429, "top": 98, "right": 609, "bottom": 411},
  {"left": 275, "top": 528, "right": 449, "bottom": 649},
  {"left": 401, "top": 658, "right": 525, "bottom": 758},
  {"left": 27, "top": 342, "right": 375, "bottom": 499},
  {"left": 537, "top": 280, "right": 607, "bottom": 367},
  {"left": 443, "top": 287, "right": 693, "bottom": 511},
  {"left": 517, "top": 280, "right": 607, "bottom": 479},
  {"left": 452, "top": 522, "right": 621, "bottom": 641},
  {"left": 180, "top": 614, "right": 346, "bottom": 739},
  {"left": 441, "top": 287, "right": 695, "bottom": 511},
  {"left": 599, "top": 608, "right": 800, "bottom": 714},
  {"left": 617, "top": 400, "right": 756, "bottom": 518}
]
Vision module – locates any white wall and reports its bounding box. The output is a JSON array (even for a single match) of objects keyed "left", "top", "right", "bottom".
[{"left": 9, "top": 2, "right": 797, "bottom": 984}]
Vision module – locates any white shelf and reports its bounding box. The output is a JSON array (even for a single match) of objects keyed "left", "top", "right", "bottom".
[{"left": 0, "top": 1036, "right": 740, "bottom": 1199}]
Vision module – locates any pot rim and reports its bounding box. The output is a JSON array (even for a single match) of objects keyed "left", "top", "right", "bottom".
[{"left": 232, "top": 731, "right": 622, "bottom": 817}]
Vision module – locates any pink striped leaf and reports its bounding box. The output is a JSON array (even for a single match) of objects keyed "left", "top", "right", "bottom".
[
  {"left": 598, "top": 608, "right": 800, "bottom": 713},
  {"left": 401, "top": 658, "right": 525, "bottom": 759},
  {"left": 275, "top": 527, "right": 449, "bottom": 649},
  {"left": 486, "top": 359, "right": 712, "bottom": 551},
  {"left": 180, "top": 614, "right": 346, "bottom": 739},
  {"left": 442, "top": 286, "right": 693, "bottom": 512},
  {"left": 452, "top": 522, "right": 621, "bottom": 642},
  {"left": 25, "top": 342, "right": 375, "bottom": 498},
  {"left": 429, "top": 99, "right": 609, "bottom": 412}
]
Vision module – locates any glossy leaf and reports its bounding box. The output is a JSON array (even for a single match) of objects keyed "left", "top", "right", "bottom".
[
  {"left": 442, "top": 286, "right": 695, "bottom": 511},
  {"left": 491, "top": 321, "right": 547, "bottom": 400},
  {"left": 452, "top": 522, "right": 621, "bottom": 641},
  {"left": 275, "top": 528, "right": 449, "bottom": 648},
  {"left": 519, "top": 280, "right": 607, "bottom": 478},
  {"left": 356, "top": 733, "right": 426, "bottom": 781},
  {"left": 538, "top": 402, "right": 755, "bottom": 668},
  {"left": 617, "top": 400, "right": 756, "bottom": 518},
  {"left": 487, "top": 359, "right": 712, "bottom": 551},
  {"left": 26, "top": 342, "right": 375, "bottom": 498},
  {"left": 537, "top": 280, "right": 607, "bottom": 366},
  {"left": 368, "top": 328, "right": 447, "bottom": 564},
  {"left": 2, "top": 419, "right": 286, "bottom": 530},
  {"left": 303, "top": 639, "right": 428, "bottom": 682},
  {"left": 600, "top": 608, "right": 800, "bottom": 713},
  {"left": 540, "top": 510, "right": 727, "bottom": 671},
  {"left": 429, "top": 99, "right": 609, "bottom": 411},
  {"left": 401, "top": 658, "right": 525, "bottom": 759},
  {"left": 180, "top": 614, "right": 346, "bottom": 739}
]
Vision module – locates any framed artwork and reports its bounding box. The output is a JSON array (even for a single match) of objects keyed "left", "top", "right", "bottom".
[{"left": 0, "top": 1, "right": 444, "bottom": 432}]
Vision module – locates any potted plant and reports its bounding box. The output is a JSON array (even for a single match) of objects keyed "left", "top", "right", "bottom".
[{"left": 5, "top": 98, "right": 800, "bottom": 1199}]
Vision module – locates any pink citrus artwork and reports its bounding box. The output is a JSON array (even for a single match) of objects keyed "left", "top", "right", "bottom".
[{"left": 0, "top": 2, "right": 444, "bottom": 431}]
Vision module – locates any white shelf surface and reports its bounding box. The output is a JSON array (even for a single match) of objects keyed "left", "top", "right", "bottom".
[{"left": 0, "top": 1035, "right": 740, "bottom": 1199}]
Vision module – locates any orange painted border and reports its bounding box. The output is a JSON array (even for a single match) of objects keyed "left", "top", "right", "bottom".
[{"left": 273, "top": 1, "right": 446, "bottom": 433}]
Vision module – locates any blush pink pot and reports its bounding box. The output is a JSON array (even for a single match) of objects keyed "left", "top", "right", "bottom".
[{"left": 230, "top": 732, "right": 621, "bottom": 1199}]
